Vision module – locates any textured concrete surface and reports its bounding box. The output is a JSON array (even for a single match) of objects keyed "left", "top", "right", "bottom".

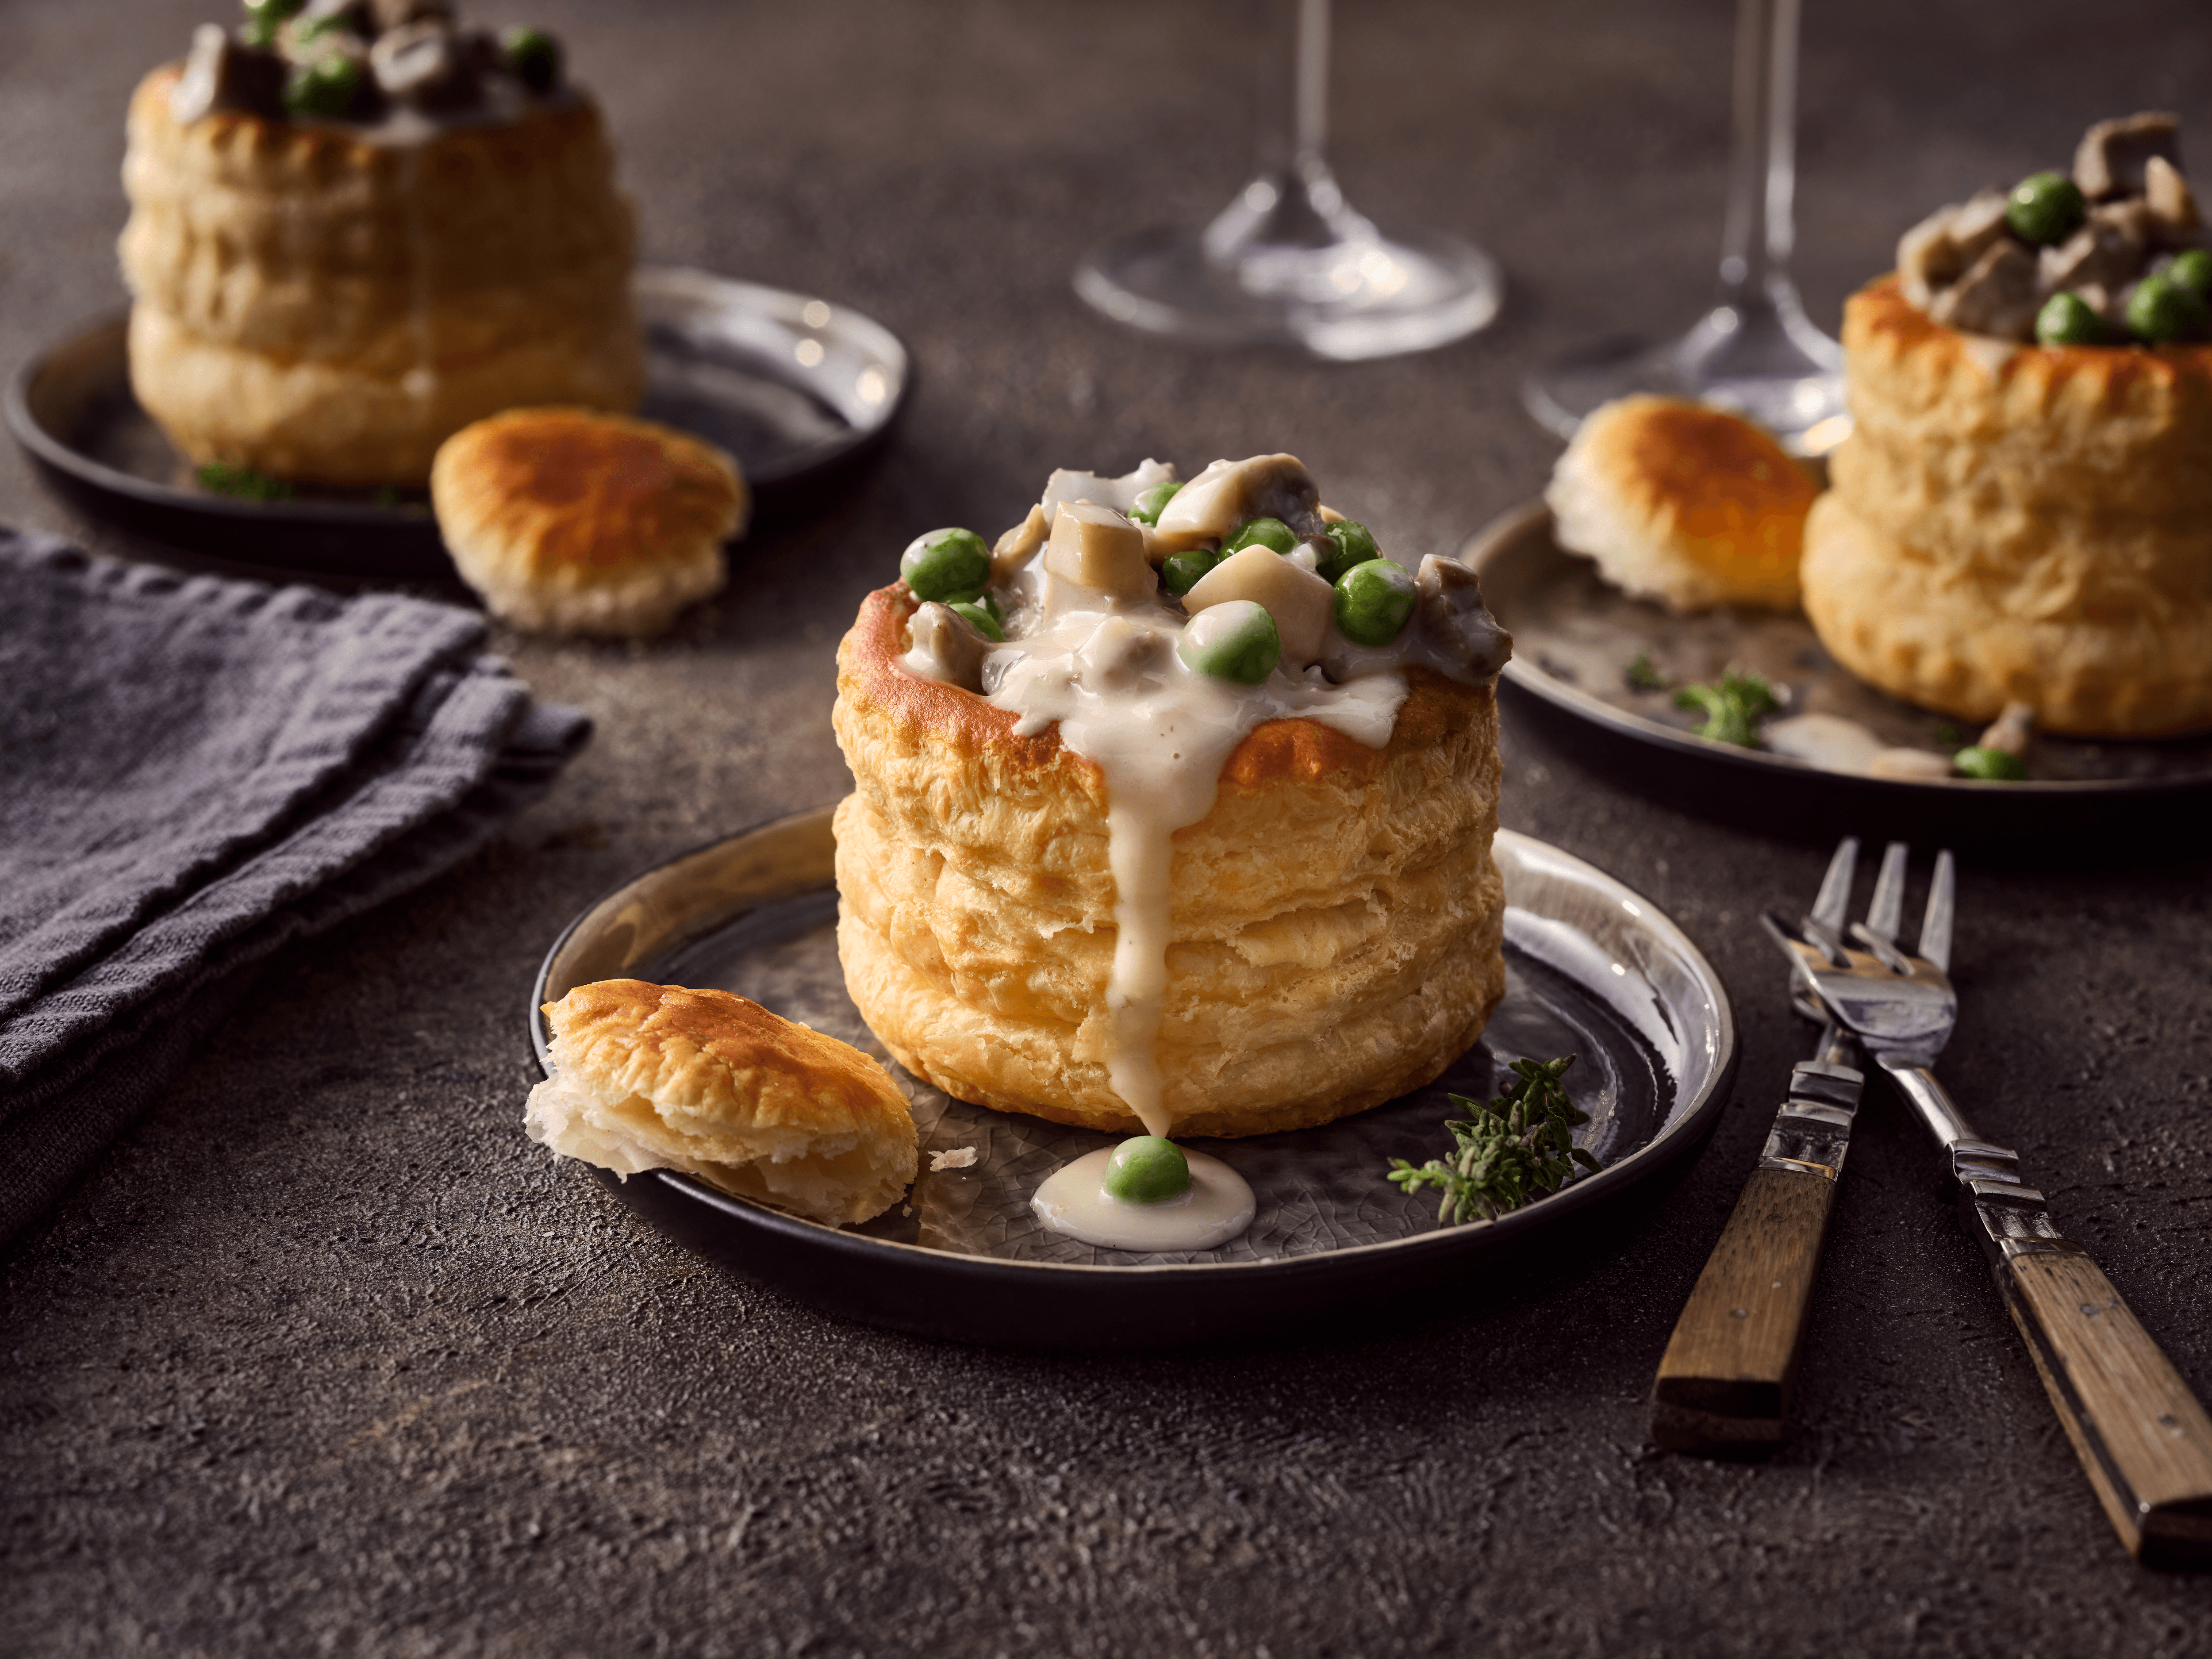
[{"left": 5, "top": 1, "right": 2212, "bottom": 1654}]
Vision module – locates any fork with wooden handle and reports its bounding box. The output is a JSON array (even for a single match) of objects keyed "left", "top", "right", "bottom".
[
  {"left": 1764, "top": 840, "right": 2212, "bottom": 1567},
  {"left": 1650, "top": 837, "right": 1872, "bottom": 1456}
]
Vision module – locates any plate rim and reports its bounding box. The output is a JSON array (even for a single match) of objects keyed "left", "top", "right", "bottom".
[
  {"left": 4, "top": 262, "right": 913, "bottom": 530},
  {"left": 525, "top": 805, "right": 1739, "bottom": 1282},
  {"left": 1465, "top": 498, "right": 2212, "bottom": 800}
]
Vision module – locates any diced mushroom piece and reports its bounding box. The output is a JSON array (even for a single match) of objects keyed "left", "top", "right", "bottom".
[
  {"left": 1042, "top": 503, "right": 1155, "bottom": 602},
  {"left": 2039, "top": 205, "right": 2151, "bottom": 296},
  {"left": 2145, "top": 156, "right": 2201, "bottom": 246},
  {"left": 902, "top": 602, "right": 995, "bottom": 693},
  {"left": 1183, "top": 545, "right": 1334, "bottom": 665},
  {"left": 991, "top": 505, "right": 1047, "bottom": 585},
  {"left": 1151, "top": 454, "right": 1323, "bottom": 553},
  {"left": 1868, "top": 749, "right": 1956, "bottom": 782},
  {"left": 1317, "top": 505, "right": 1347, "bottom": 525},
  {"left": 2074, "top": 282, "right": 2123, "bottom": 326},
  {"left": 1978, "top": 700, "right": 2035, "bottom": 758},
  {"left": 299, "top": 0, "right": 375, "bottom": 35},
  {"left": 1928, "top": 240, "right": 2041, "bottom": 340},
  {"left": 1412, "top": 556, "right": 1513, "bottom": 684},
  {"left": 1076, "top": 616, "right": 1171, "bottom": 693},
  {"left": 169, "top": 23, "right": 287, "bottom": 123},
  {"left": 1951, "top": 189, "right": 2012, "bottom": 262},
  {"left": 1897, "top": 205, "right": 1963, "bottom": 307},
  {"left": 2074, "top": 112, "right": 2182, "bottom": 200},
  {"left": 369, "top": 19, "right": 483, "bottom": 110},
  {"left": 1038, "top": 459, "right": 1176, "bottom": 526},
  {"left": 371, "top": 0, "right": 455, "bottom": 29}
]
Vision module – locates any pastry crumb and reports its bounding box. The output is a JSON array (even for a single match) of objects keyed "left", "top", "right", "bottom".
[{"left": 929, "top": 1147, "right": 979, "bottom": 1171}]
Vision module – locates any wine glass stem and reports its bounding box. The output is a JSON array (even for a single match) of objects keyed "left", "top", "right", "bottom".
[
  {"left": 1717, "top": 0, "right": 1801, "bottom": 309},
  {"left": 1257, "top": 0, "right": 1335, "bottom": 196}
]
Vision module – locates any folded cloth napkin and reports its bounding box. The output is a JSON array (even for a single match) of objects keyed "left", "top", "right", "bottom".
[{"left": 0, "top": 530, "right": 591, "bottom": 1248}]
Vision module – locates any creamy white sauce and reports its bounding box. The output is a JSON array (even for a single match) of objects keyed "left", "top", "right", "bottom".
[
  {"left": 1030, "top": 1146, "right": 1255, "bottom": 1252},
  {"left": 983, "top": 571, "right": 1404, "bottom": 1134}
]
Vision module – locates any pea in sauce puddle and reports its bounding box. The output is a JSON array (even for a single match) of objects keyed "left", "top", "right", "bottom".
[{"left": 1029, "top": 1144, "right": 1257, "bottom": 1251}]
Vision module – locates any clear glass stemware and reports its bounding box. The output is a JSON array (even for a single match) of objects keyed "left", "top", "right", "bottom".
[
  {"left": 1523, "top": 0, "right": 1847, "bottom": 453},
  {"left": 1075, "top": 0, "right": 1503, "bottom": 361}
]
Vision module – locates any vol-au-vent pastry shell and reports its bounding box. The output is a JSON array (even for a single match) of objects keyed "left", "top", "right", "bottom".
[
  {"left": 1804, "top": 277, "right": 2212, "bottom": 735},
  {"left": 119, "top": 65, "right": 644, "bottom": 484},
  {"left": 832, "top": 584, "right": 1509, "bottom": 1140},
  {"left": 527, "top": 979, "right": 918, "bottom": 1227}
]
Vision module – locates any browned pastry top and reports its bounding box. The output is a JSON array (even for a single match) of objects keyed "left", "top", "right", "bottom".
[{"left": 835, "top": 581, "right": 1491, "bottom": 803}]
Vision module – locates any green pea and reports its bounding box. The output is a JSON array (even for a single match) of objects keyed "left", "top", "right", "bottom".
[
  {"left": 1332, "top": 558, "right": 1418, "bottom": 647},
  {"left": 243, "top": 0, "right": 306, "bottom": 19},
  {"left": 1177, "top": 600, "right": 1280, "bottom": 684},
  {"left": 1953, "top": 745, "right": 2028, "bottom": 782},
  {"left": 1317, "top": 519, "right": 1379, "bottom": 583},
  {"left": 1225, "top": 516, "right": 1296, "bottom": 556},
  {"left": 241, "top": 15, "right": 279, "bottom": 45},
  {"left": 1101, "top": 1137, "right": 1192, "bottom": 1204},
  {"left": 946, "top": 599, "right": 1004, "bottom": 641},
  {"left": 282, "top": 54, "right": 361, "bottom": 118},
  {"left": 2126, "top": 273, "right": 2212, "bottom": 345},
  {"left": 2035, "top": 292, "right": 2108, "bottom": 347},
  {"left": 503, "top": 26, "right": 563, "bottom": 94},
  {"left": 2168, "top": 248, "right": 2212, "bottom": 297},
  {"left": 2006, "top": 170, "right": 2085, "bottom": 246},
  {"left": 1160, "top": 549, "right": 1218, "bottom": 597},
  {"left": 899, "top": 527, "right": 991, "bottom": 602},
  {"left": 1127, "top": 480, "right": 1184, "bottom": 527}
]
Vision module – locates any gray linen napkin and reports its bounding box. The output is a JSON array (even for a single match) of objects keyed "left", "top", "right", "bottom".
[{"left": 0, "top": 530, "right": 591, "bottom": 1246}]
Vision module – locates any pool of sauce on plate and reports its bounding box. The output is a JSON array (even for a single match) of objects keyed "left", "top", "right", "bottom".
[{"left": 1029, "top": 1146, "right": 1256, "bottom": 1252}]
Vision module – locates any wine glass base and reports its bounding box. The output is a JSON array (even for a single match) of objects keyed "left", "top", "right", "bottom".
[
  {"left": 1524, "top": 330, "right": 1850, "bottom": 457},
  {"left": 1075, "top": 224, "right": 1503, "bottom": 362}
]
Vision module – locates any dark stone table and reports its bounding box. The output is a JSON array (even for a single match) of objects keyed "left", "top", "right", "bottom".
[{"left": 6, "top": 1, "right": 2209, "bottom": 1652}]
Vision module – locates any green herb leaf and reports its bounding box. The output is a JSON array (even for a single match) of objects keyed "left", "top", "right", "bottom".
[
  {"left": 1673, "top": 667, "right": 1779, "bottom": 748},
  {"left": 196, "top": 462, "right": 294, "bottom": 502},
  {"left": 1625, "top": 653, "right": 1668, "bottom": 693},
  {"left": 1386, "top": 1055, "right": 1599, "bottom": 1225}
]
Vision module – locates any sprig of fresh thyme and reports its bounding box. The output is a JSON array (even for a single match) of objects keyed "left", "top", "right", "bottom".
[
  {"left": 196, "top": 462, "right": 293, "bottom": 502},
  {"left": 1387, "top": 1055, "right": 1600, "bottom": 1225},
  {"left": 1674, "top": 667, "right": 1779, "bottom": 748}
]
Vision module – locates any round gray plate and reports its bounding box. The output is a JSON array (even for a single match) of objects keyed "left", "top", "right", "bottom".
[
  {"left": 5, "top": 265, "right": 910, "bottom": 579},
  {"left": 526, "top": 807, "right": 1737, "bottom": 1349},
  {"left": 1466, "top": 500, "right": 2212, "bottom": 845}
]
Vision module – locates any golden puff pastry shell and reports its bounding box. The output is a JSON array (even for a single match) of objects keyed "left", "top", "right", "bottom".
[{"left": 830, "top": 584, "right": 1509, "bottom": 1139}]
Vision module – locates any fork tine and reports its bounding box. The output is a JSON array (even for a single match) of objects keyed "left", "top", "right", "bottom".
[
  {"left": 1866, "top": 841, "right": 1910, "bottom": 942},
  {"left": 1918, "top": 850, "right": 1956, "bottom": 973},
  {"left": 1809, "top": 837, "right": 1859, "bottom": 932}
]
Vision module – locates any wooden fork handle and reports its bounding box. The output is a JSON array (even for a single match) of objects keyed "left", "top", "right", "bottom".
[
  {"left": 1651, "top": 1166, "right": 1836, "bottom": 1452},
  {"left": 1651, "top": 1057, "right": 1863, "bottom": 1455},
  {"left": 1995, "top": 1243, "right": 2212, "bottom": 1567}
]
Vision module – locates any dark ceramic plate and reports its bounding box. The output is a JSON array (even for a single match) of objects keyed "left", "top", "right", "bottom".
[
  {"left": 1466, "top": 501, "right": 2212, "bottom": 848},
  {"left": 5, "top": 265, "right": 910, "bottom": 580},
  {"left": 526, "top": 807, "right": 1737, "bottom": 1350}
]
